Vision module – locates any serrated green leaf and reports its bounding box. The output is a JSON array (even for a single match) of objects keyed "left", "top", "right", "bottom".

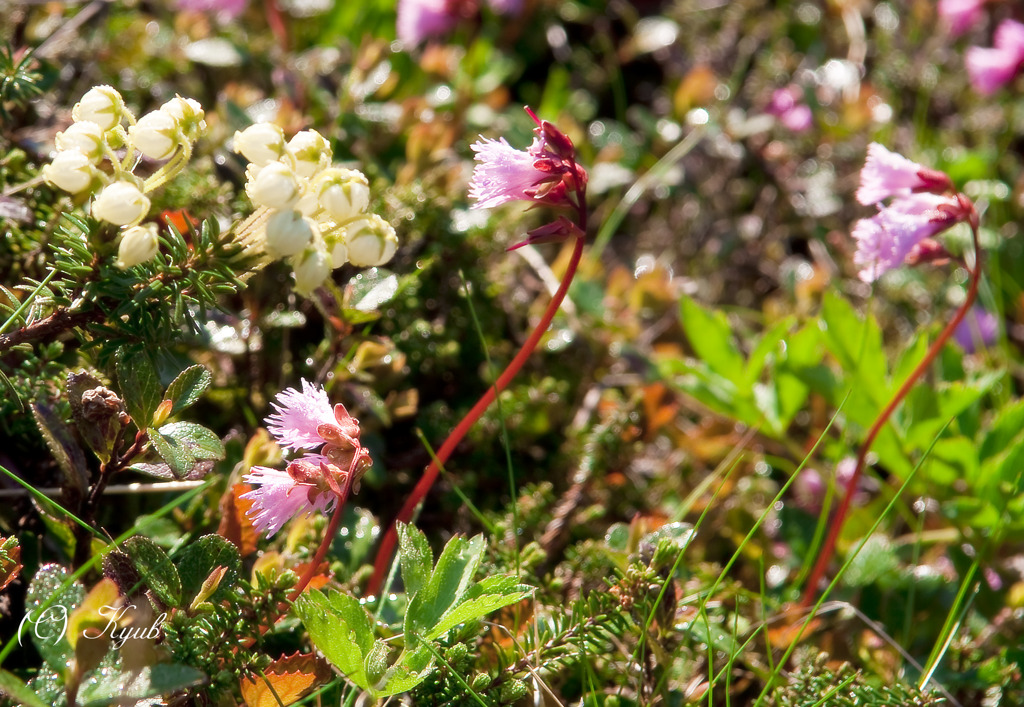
[
  {"left": 31, "top": 402, "right": 88, "bottom": 496},
  {"left": 679, "top": 296, "right": 745, "bottom": 383},
  {"left": 164, "top": 365, "right": 211, "bottom": 415},
  {"left": 116, "top": 348, "right": 162, "bottom": 428},
  {"left": 404, "top": 534, "right": 484, "bottom": 638},
  {"left": 294, "top": 589, "right": 374, "bottom": 690},
  {"left": 376, "top": 638, "right": 434, "bottom": 696},
  {"left": 398, "top": 523, "right": 432, "bottom": 599},
  {"left": 176, "top": 535, "right": 241, "bottom": 604},
  {"left": 150, "top": 422, "right": 224, "bottom": 479},
  {"left": 123, "top": 536, "right": 182, "bottom": 608},
  {"left": 25, "top": 564, "right": 85, "bottom": 677},
  {"left": 424, "top": 575, "right": 533, "bottom": 640}
]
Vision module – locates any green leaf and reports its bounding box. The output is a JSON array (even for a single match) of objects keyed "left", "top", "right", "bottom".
[
  {"left": 176, "top": 535, "right": 241, "bottom": 605},
  {"left": 398, "top": 523, "right": 432, "bottom": 599},
  {"left": 0, "top": 669, "right": 50, "bottom": 707},
  {"left": 348, "top": 268, "right": 399, "bottom": 312},
  {"left": 116, "top": 347, "right": 162, "bottom": 428},
  {"left": 404, "top": 534, "right": 484, "bottom": 638},
  {"left": 149, "top": 422, "right": 225, "bottom": 479},
  {"left": 424, "top": 575, "right": 533, "bottom": 640},
  {"left": 123, "top": 536, "right": 182, "bottom": 608},
  {"left": 819, "top": 291, "right": 889, "bottom": 405},
  {"left": 77, "top": 663, "right": 205, "bottom": 706},
  {"left": 293, "top": 589, "right": 375, "bottom": 690},
  {"left": 376, "top": 638, "right": 435, "bottom": 696},
  {"left": 164, "top": 365, "right": 212, "bottom": 415},
  {"left": 31, "top": 402, "right": 88, "bottom": 496},
  {"left": 25, "top": 564, "right": 85, "bottom": 677},
  {"left": 679, "top": 296, "right": 745, "bottom": 383}
]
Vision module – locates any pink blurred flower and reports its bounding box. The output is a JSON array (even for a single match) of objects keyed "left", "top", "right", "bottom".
[
  {"left": 939, "top": 0, "right": 986, "bottom": 37},
  {"left": 953, "top": 306, "right": 999, "bottom": 352},
  {"left": 397, "top": 0, "right": 460, "bottom": 46},
  {"left": 176, "top": 0, "right": 247, "bottom": 19},
  {"left": 766, "top": 86, "right": 813, "bottom": 132},
  {"left": 241, "top": 465, "right": 337, "bottom": 537},
  {"left": 856, "top": 143, "right": 952, "bottom": 206},
  {"left": 486, "top": 0, "right": 522, "bottom": 13},
  {"left": 853, "top": 193, "right": 964, "bottom": 282},
  {"left": 966, "top": 19, "right": 1024, "bottom": 94}
]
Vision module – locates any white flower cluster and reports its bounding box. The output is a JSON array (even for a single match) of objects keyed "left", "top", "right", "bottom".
[
  {"left": 234, "top": 124, "right": 398, "bottom": 296},
  {"left": 42, "top": 85, "right": 207, "bottom": 268}
]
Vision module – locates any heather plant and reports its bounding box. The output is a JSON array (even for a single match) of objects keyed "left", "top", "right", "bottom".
[{"left": 4, "top": 1, "right": 1024, "bottom": 706}]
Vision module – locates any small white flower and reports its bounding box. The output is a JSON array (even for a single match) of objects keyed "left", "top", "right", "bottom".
[
  {"left": 265, "top": 209, "right": 315, "bottom": 258},
  {"left": 92, "top": 181, "right": 151, "bottom": 226},
  {"left": 234, "top": 123, "right": 286, "bottom": 167},
  {"left": 43, "top": 150, "right": 98, "bottom": 194},
  {"left": 315, "top": 168, "right": 370, "bottom": 222},
  {"left": 116, "top": 224, "right": 160, "bottom": 268},
  {"left": 245, "top": 162, "right": 301, "bottom": 210},
  {"left": 129, "top": 110, "right": 180, "bottom": 161},
  {"left": 54, "top": 121, "right": 105, "bottom": 164},
  {"left": 345, "top": 214, "right": 398, "bottom": 267},
  {"left": 291, "top": 247, "right": 331, "bottom": 296},
  {"left": 72, "top": 85, "right": 125, "bottom": 132},
  {"left": 328, "top": 237, "right": 349, "bottom": 268},
  {"left": 285, "top": 130, "right": 332, "bottom": 178},
  {"left": 160, "top": 96, "right": 206, "bottom": 141}
]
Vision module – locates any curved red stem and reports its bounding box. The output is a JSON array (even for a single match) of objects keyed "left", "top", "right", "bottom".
[
  {"left": 799, "top": 219, "right": 983, "bottom": 610},
  {"left": 368, "top": 232, "right": 587, "bottom": 595},
  {"left": 288, "top": 466, "right": 355, "bottom": 602}
]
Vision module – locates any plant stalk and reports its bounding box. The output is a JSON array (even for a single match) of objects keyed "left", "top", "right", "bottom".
[{"left": 799, "top": 220, "right": 983, "bottom": 610}]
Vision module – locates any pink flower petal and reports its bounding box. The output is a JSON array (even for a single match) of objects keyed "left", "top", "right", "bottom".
[
  {"left": 468, "top": 136, "right": 547, "bottom": 209},
  {"left": 855, "top": 143, "right": 933, "bottom": 205},
  {"left": 266, "top": 379, "right": 336, "bottom": 451},
  {"left": 966, "top": 45, "right": 1022, "bottom": 95},
  {"left": 397, "top": 0, "right": 459, "bottom": 46},
  {"left": 938, "top": 0, "right": 985, "bottom": 38},
  {"left": 853, "top": 193, "right": 961, "bottom": 282},
  {"left": 240, "top": 466, "right": 335, "bottom": 537}
]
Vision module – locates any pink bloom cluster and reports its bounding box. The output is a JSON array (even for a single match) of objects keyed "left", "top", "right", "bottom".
[
  {"left": 939, "top": 0, "right": 987, "bottom": 37},
  {"left": 852, "top": 144, "right": 973, "bottom": 282},
  {"left": 398, "top": 0, "right": 524, "bottom": 47},
  {"left": 241, "top": 380, "right": 371, "bottom": 537},
  {"left": 966, "top": 19, "right": 1024, "bottom": 94},
  {"left": 766, "top": 86, "right": 813, "bottom": 133}
]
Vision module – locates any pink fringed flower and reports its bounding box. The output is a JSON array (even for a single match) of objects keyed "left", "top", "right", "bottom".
[
  {"left": 397, "top": 0, "right": 460, "bottom": 46},
  {"left": 241, "top": 466, "right": 337, "bottom": 537},
  {"left": 242, "top": 379, "right": 370, "bottom": 537},
  {"left": 939, "top": 0, "right": 986, "bottom": 37},
  {"left": 966, "top": 19, "right": 1024, "bottom": 95},
  {"left": 856, "top": 143, "right": 952, "bottom": 206},
  {"left": 469, "top": 137, "right": 551, "bottom": 209},
  {"left": 853, "top": 193, "right": 965, "bottom": 282}
]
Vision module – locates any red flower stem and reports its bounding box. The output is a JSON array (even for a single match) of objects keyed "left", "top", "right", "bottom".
[
  {"left": 799, "top": 219, "right": 982, "bottom": 610},
  {"left": 368, "top": 231, "right": 587, "bottom": 596},
  {"left": 288, "top": 466, "right": 356, "bottom": 602}
]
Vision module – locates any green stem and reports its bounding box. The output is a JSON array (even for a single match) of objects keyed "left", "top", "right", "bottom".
[{"left": 799, "top": 217, "right": 983, "bottom": 609}]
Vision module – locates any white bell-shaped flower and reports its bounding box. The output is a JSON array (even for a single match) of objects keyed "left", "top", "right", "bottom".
[
  {"left": 265, "top": 209, "right": 315, "bottom": 258},
  {"left": 116, "top": 224, "right": 160, "bottom": 268},
  {"left": 291, "top": 247, "right": 331, "bottom": 296},
  {"left": 129, "top": 110, "right": 180, "bottom": 161},
  {"left": 245, "top": 162, "right": 301, "bottom": 210},
  {"left": 71, "top": 85, "right": 125, "bottom": 132},
  {"left": 285, "top": 130, "right": 331, "bottom": 178},
  {"left": 160, "top": 96, "right": 206, "bottom": 141},
  {"left": 344, "top": 214, "right": 398, "bottom": 267},
  {"left": 234, "top": 123, "right": 286, "bottom": 167},
  {"left": 92, "top": 181, "right": 151, "bottom": 226},
  {"left": 43, "top": 150, "right": 99, "bottom": 194},
  {"left": 54, "top": 121, "right": 105, "bottom": 164},
  {"left": 315, "top": 168, "right": 370, "bottom": 222}
]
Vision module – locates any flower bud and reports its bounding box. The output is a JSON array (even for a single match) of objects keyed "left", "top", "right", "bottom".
[
  {"left": 245, "top": 162, "right": 300, "bottom": 210},
  {"left": 233, "top": 123, "right": 286, "bottom": 167},
  {"left": 264, "top": 209, "right": 315, "bottom": 258},
  {"left": 344, "top": 214, "right": 398, "bottom": 267},
  {"left": 291, "top": 247, "right": 331, "bottom": 296},
  {"left": 92, "top": 181, "right": 151, "bottom": 226},
  {"left": 314, "top": 168, "right": 370, "bottom": 222},
  {"left": 159, "top": 96, "right": 206, "bottom": 141},
  {"left": 328, "top": 238, "right": 349, "bottom": 268},
  {"left": 54, "top": 121, "right": 105, "bottom": 164},
  {"left": 128, "top": 110, "right": 180, "bottom": 161},
  {"left": 43, "top": 150, "right": 98, "bottom": 194},
  {"left": 72, "top": 85, "right": 125, "bottom": 132},
  {"left": 116, "top": 224, "right": 160, "bottom": 268},
  {"left": 285, "top": 130, "right": 331, "bottom": 178}
]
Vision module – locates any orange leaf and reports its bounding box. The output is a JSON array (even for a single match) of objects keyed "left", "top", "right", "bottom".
[
  {"left": 0, "top": 538, "right": 22, "bottom": 592},
  {"left": 218, "top": 483, "right": 259, "bottom": 558},
  {"left": 240, "top": 652, "right": 332, "bottom": 707}
]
